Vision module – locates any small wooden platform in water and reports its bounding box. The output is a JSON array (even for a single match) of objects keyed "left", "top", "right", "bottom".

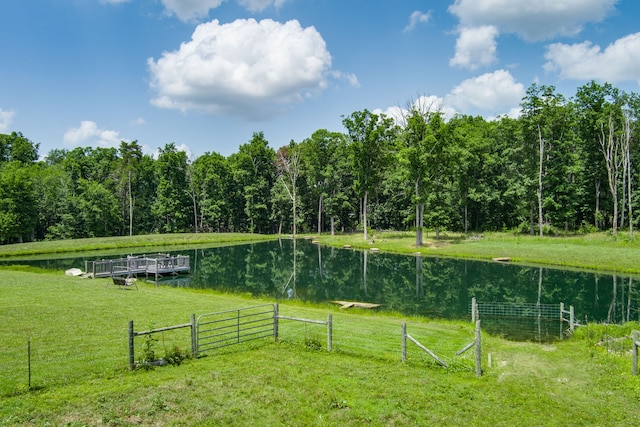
[
  {"left": 331, "top": 300, "right": 382, "bottom": 309},
  {"left": 492, "top": 257, "right": 511, "bottom": 262}
]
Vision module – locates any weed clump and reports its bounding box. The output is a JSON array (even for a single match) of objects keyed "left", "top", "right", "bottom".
[{"left": 136, "top": 330, "right": 189, "bottom": 370}]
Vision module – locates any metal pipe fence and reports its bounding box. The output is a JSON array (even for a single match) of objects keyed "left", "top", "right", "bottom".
[{"left": 196, "top": 305, "right": 276, "bottom": 356}]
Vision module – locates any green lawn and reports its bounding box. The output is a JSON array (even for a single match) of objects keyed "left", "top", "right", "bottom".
[
  {"left": 0, "top": 233, "right": 278, "bottom": 258},
  {"left": 316, "top": 231, "right": 640, "bottom": 275},
  {"left": 2, "top": 269, "right": 640, "bottom": 426}
]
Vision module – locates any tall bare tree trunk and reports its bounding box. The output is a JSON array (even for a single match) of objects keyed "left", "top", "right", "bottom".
[
  {"left": 600, "top": 115, "right": 621, "bottom": 235},
  {"left": 363, "top": 191, "right": 368, "bottom": 241},
  {"left": 624, "top": 114, "right": 633, "bottom": 239},
  {"left": 128, "top": 170, "right": 133, "bottom": 236},
  {"left": 292, "top": 180, "right": 297, "bottom": 238},
  {"left": 277, "top": 145, "right": 300, "bottom": 238},
  {"left": 621, "top": 152, "right": 627, "bottom": 230},
  {"left": 317, "top": 194, "right": 323, "bottom": 234},
  {"left": 537, "top": 125, "right": 544, "bottom": 237},
  {"left": 415, "top": 179, "right": 423, "bottom": 246}
]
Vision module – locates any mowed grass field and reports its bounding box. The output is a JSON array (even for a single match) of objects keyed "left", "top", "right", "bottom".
[
  {"left": 0, "top": 233, "right": 279, "bottom": 259},
  {"left": 2, "top": 267, "right": 640, "bottom": 426},
  {"left": 316, "top": 231, "right": 640, "bottom": 275}
]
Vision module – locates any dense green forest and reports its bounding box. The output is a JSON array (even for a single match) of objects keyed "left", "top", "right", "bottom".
[{"left": 1, "top": 81, "right": 639, "bottom": 245}]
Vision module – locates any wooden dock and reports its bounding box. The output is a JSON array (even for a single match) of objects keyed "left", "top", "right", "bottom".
[
  {"left": 331, "top": 300, "right": 382, "bottom": 309},
  {"left": 86, "top": 254, "right": 190, "bottom": 279}
]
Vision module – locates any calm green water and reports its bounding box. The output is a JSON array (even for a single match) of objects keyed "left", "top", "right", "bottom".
[{"left": 8, "top": 239, "right": 638, "bottom": 341}]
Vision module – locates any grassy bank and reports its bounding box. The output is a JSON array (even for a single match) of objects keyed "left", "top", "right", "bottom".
[
  {"left": 2, "top": 270, "right": 640, "bottom": 425},
  {"left": 315, "top": 231, "right": 640, "bottom": 275},
  {"left": 0, "top": 233, "right": 277, "bottom": 258}
]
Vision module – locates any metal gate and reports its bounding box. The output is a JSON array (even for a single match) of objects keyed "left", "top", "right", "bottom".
[{"left": 196, "top": 304, "right": 275, "bottom": 356}]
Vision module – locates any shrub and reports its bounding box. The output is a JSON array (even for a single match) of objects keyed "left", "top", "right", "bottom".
[{"left": 164, "top": 345, "right": 188, "bottom": 366}]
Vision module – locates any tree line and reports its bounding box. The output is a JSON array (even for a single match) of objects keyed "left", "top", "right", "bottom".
[{"left": 1, "top": 80, "right": 639, "bottom": 245}]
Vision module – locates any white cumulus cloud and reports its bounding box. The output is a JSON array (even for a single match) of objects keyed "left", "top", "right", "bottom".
[
  {"left": 0, "top": 108, "right": 16, "bottom": 133},
  {"left": 448, "top": 0, "right": 617, "bottom": 70},
  {"left": 446, "top": 69, "right": 525, "bottom": 114},
  {"left": 152, "top": 143, "right": 193, "bottom": 161},
  {"left": 450, "top": 26, "right": 498, "bottom": 70},
  {"left": 63, "top": 121, "right": 124, "bottom": 148},
  {"left": 331, "top": 71, "right": 360, "bottom": 88},
  {"left": 544, "top": 32, "right": 640, "bottom": 83},
  {"left": 404, "top": 11, "right": 430, "bottom": 33},
  {"left": 373, "top": 105, "right": 405, "bottom": 124},
  {"left": 148, "top": 18, "right": 336, "bottom": 120},
  {"left": 449, "top": 0, "right": 617, "bottom": 41},
  {"left": 375, "top": 96, "right": 457, "bottom": 126}
]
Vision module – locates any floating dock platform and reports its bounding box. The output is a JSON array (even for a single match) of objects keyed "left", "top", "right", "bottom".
[{"left": 86, "top": 254, "right": 190, "bottom": 279}]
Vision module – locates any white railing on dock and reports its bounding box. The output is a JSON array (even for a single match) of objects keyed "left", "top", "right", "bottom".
[{"left": 86, "top": 254, "right": 190, "bottom": 278}]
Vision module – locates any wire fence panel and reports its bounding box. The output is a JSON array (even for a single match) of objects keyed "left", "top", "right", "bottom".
[
  {"left": 1, "top": 332, "right": 129, "bottom": 397},
  {"left": 472, "top": 301, "right": 566, "bottom": 341},
  {"left": 474, "top": 302, "right": 561, "bottom": 319}
]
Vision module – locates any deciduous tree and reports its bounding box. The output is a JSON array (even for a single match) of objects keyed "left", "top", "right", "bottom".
[{"left": 343, "top": 109, "right": 396, "bottom": 241}]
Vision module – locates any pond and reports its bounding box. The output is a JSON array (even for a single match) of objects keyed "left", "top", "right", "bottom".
[{"left": 7, "top": 238, "right": 639, "bottom": 342}]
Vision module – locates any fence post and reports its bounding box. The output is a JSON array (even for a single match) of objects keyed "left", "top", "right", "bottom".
[
  {"left": 237, "top": 309, "right": 241, "bottom": 344},
  {"left": 560, "top": 303, "right": 564, "bottom": 340},
  {"left": 471, "top": 297, "right": 477, "bottom": 323},
  {"left": 274, "top": 303, "right": 279, "bottom": 341},
  {"left": 475, "top": 319, "right": 482, "bottom": 377},
  {"left": 633, "top": 330, "right": 639, "bottom": 375},
  {"left": 570, "top": 305, "right": 575, "bottom": 333},
  {"left": 327, "top": 314, "right": 332, "bottom": 352},
  {"left": 28, "top": 336, "right": 32, "bottom": 389},
  {"left": 128, "top": 320, "right": 135, "bottom": 370},
  {"left": 190, "top": 313, "right": 197, "bottom": 359},
  {"left": 402, "top": 323, "right": 407, "bottom": 362}
]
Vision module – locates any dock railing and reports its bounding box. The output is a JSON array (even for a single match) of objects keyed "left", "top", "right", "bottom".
[{"left": 86, "top": 254, "right": 190, "bottom": 278}]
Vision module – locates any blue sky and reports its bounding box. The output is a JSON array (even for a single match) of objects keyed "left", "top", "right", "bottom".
[{"left": 1, "top": 0, "right": 639, "bottom": 158}]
